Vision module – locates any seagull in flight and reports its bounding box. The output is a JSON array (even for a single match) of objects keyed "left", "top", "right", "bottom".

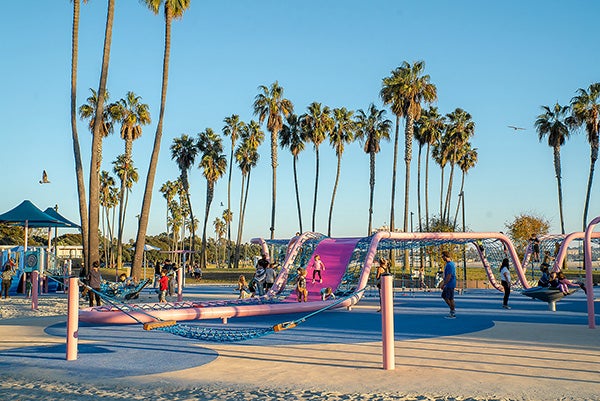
[
  {"left": 508, "top": 125, "right": 526, "bottom": 131},
  {"left": 39, "top": 170, "right": 50, "bottom": 184}
]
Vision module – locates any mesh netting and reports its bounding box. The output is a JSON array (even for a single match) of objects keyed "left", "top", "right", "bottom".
[{"left": 154, "top": 323, "right": 274, "bottom": 342}]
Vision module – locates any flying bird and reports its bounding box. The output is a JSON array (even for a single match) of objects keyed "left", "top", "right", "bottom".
[
  {"left": 508, "top": 125, "right": 525, "bottom": 131},
  {"left": 39, "top": 170, "right": 50, "bottom": 184}
]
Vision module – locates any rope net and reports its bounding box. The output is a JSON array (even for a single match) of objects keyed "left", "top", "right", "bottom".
[{"left": 155, "top": 323, "right": 274, "bottom": 342}]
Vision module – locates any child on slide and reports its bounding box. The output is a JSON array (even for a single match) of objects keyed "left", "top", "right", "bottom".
[{"left": 311, "top": 254, "right": 325, "bottom": 284}]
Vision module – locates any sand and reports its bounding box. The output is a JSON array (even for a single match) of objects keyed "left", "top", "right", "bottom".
[{"left": 1, "top": 287, "right": 599, "bottom": 401}]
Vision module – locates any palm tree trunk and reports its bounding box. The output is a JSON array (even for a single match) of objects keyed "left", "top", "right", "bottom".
[
  {"left": 132, "top": 7, "right": 172, "bottom": 279},
  {"left": 368, "top": 152, "right": 376, "bottom": 235},
  {"left": 553, "top": 146, "right": 566, "bottom": 234},
  {"left": 328, "top": 154, "right": 342, "bottom": 237},
  {"left": 390, "top": 115, "right": 400, "bottom": 233},
  {"left": 312, "top": 147, "right": 320, "bottom": 232},
  {"left": 403, "top": 116, "right": 414, "bottom": 271},
  {"left": 293, "top": 156, "right": 303, "bottom": 233},
  {"left": 116, "top": 177, "right": 126, "bottom": 271},
  {"left": 241, "top": 170, "right": 252, "bottom": 240},
  {"left": 234, "top": 173, "right": 247, "bottom": 269},
  {"left": 425, "top": 144, "right": 431, "bottom": 231},
  {"left": 270, "top": 129, "right": 278, "bottom": 240},
  {"left": 70, "top": 0, "right": 89, "bottom": 271},
  {"left": 444, "top": 163, "right": 456, "bottom": 224},
  {"left": 439, "top": 166, "right": 445, "bottom": 219},
  {"left": 201, "top": 182, "right": 214, "bottom": 269},
  {"left": 88, "top": 0, "right": 115, "bottom": 267},
  {"left": 226, "top": 145, "right": 234, "bottom": 268},
  {"left": 453, "top": 172, "right": 466, "bottom": 229},
  {"left": 582, "top": 142, "right": 598, "bottom": 230},
  {"left": 417, "top": 144, "right": 423, "bottom": 232}
]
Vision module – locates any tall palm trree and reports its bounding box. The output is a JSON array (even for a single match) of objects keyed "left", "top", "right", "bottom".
[
  {"left": 280, "top": 113, "right": 306, "bottom": 233},
  {"left": 253, "top": 81, "right": 293, "bottom": 239},
  {"left": 570, "top": 83, "right": 600, "bottom": 230},
  {"left": 197, "top": 129, "right": 227, "bottom": 269},
  {"left": 302, "top": 102, "right": 333, "bottom": 232},
  {"left": 380, "top": 61, "right": 437, "bottom": 240},
  {"left": 70, "top": 0, "right": 89, "bottom": 270},
  {"left": 328, "top": 107, "right": 355, "bottom": 236},
  {"left": 132, "top": 0, "right": 190, "bottom": 280},
  {"left": 535, "top": 103, "right": 572, "bottom": 234},
  {"left": 222, "top": 115, "right": 243, "bottom": 268},
  {"left": 355, "top": 104, "right": 392, "bottom": 235},
  {"left": 171, "top": 134, "right": 198, "bottom": 260}
]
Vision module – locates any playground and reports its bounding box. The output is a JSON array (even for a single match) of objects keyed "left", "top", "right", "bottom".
[{"left": 0, "top": 284, "right": 599, "bottom": 400}]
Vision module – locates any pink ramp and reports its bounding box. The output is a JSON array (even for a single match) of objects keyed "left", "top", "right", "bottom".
[{"left": 294, "top": 237, "right": 361, "bottom": 302}]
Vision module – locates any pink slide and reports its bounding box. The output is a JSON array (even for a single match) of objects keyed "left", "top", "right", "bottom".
[{"left": 298, "top": 237, "right": 362, "bottom": 302}]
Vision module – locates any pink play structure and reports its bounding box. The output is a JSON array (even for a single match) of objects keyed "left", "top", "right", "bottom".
[{"left": 78, "top": 229, "right": 597, "bottom": 328}]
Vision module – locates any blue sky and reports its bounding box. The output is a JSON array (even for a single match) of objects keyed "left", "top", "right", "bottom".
[{"left": 1, "top": 1, "right": 599, "bottom": 243}]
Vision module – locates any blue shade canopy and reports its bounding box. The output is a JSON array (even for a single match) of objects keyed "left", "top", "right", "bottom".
[
  {"left": 0, "top": 200, "right": 62, "bottom": 226},
  {"left": 42, "top": 207, "right": 80, "bottom": 229}
]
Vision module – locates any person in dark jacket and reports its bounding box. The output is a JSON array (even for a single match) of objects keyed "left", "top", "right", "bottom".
[{"left": 88, "top": 261, "right": 103, "bottom": 307}]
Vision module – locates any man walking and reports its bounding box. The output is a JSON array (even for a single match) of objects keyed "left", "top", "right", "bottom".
[{"left": 440, "top": 251, "right": 456, "bottom": 318}]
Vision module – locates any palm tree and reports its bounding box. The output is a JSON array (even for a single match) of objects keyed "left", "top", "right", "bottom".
[
  {"left": 380, "top": 61, "right": 437, "bottom": 238},
  {"left": 570, "top": 83, "right": 600, "bottom": 229},
  {"left": 133, "top": 0, "right": 191, "bottom": 280},
  {"left": 159, "top": 180, "right": 179, "bottom": 248},
  {"left": 170, "top": 134, "right": 199, "bottom": 260},
  {"left": 452, "top": 143, "right": 478, "bottom": 228},
  {"left": 197, "top": 128, "right": 227, "bottom": 269},
  {"left": 222, "top": 115, "right": 244, "bottom": 267},
  {"left": 432, "top": 135, "right": 450, "bottom": 220},
  {"left": 111, "top": 91, "right": 150, "bottom": 271},
  {"left": 222, "top": 208, "right": 233, "bottom": 266},
  {"left": 213, "top": 217, "right": 226, "bottom": 267},
  {"left": 535, "top": 103, "right": 572, "bottom": 234},
  {"left": 442, "top": 108, "right": 475, "bottom": 223},
  {"left": 414, "top": 107, "right": 445, "bottom": 231},
  {"left": 328, "top": 107, "right": 355, "bottom": 236},
  {"left": 280, "top": 113, "right": 306, "bottom": 233},
  {"left": 253, "top": 81, "right": 294, "bottom": 239},
  {"left": 70, "top": 0, "right": 89, "bottom": 271},
  {"left": 355, "top": 104, "right": 392, "bottom": 234},
  {"left": 112, "top": 155, "right": 139, "bottom": 271},
  {"left": 233, "top": 126, "right": 263, "bottom": 268},
  {"left": 99, "top": 170, "right": 117, "bottom": 270},
  {"left": 301, "top": 102, "right": 333, "bottom": 232},
  {"left": 79, "top": 88, "right": 115, "bottom": 170},
  {"left": 87, "top": 0, "right": 116, "bottom": 268}
]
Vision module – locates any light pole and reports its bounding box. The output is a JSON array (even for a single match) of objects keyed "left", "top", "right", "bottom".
[
  {"left": 459, "top": 191, "right": 467, "bottom": 290},
  {"left": 410, "top": 212, "right": 414, "bottom": 274}
]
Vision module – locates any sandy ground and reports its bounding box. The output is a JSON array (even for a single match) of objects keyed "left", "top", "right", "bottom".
[{"left": 0, "top": 287, "right": 599, "bottom": 401}]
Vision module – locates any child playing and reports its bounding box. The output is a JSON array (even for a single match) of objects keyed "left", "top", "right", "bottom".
[
  {"left": 158, "top": 269, "right": 169, "bottom": 303},
  {"left": 311, "top": 254, "right": 325, "bottom": 284},
  {"left": 296, "top": 268, "right": 308, "bottom": 302},
  {"left": 25, "top": 273, "right": 32, "bottom": 299},
  {"left": 320, "top": 287, "right": 336, "bottom": 301},
  {"left": 556, "top": 272, "right": 585, "bottom": 295},
  {"left": 236, "top": 275, "right": 251, "bottom": 299}
]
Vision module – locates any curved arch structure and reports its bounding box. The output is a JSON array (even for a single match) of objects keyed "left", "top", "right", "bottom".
[
  {"left": 80, "top": 230, "right": 597, "bottom": 327},
  {"left": 584, "top": 218, "right": 600, "bottom": 329}
]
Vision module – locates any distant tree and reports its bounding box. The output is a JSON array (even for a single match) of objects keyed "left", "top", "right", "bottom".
[
  {"left": 505, "top": 213, "right": 551, "bottom": 254},
  {"left": 535, "top": 103, "right": 572, "bottom": 234}
]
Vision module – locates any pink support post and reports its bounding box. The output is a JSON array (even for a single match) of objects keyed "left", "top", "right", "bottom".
[
  {"left": 584, "top": 217, "right": 599, "bottom": 329},
  {"left": 381, "top": 274, "right": 395, "bottom": 370},
  {"left": 31, "top": 270, "right": 39, "bottom": 310},
  {"left": 177, "top": 267, "right": 183, "bottom": 302},
  {"left": 66, "top": 277, "right": 79, "bottom": 361}
]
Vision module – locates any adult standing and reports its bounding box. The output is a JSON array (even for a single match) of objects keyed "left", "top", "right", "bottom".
[
  {"left": 264, "top": 262, "right": 277, "bottom": 292},
  {"left": 500, "top": 258, "right": 511, "bottom": 309},
  {"left": 440, "top": 251, "right": 456, "bottom": 318},
  {"left": 1, "top": 260, "right": 16, "bottom": 299},
  {"left": 88, "top": 261, "right": 103, "bottom": 307}
]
